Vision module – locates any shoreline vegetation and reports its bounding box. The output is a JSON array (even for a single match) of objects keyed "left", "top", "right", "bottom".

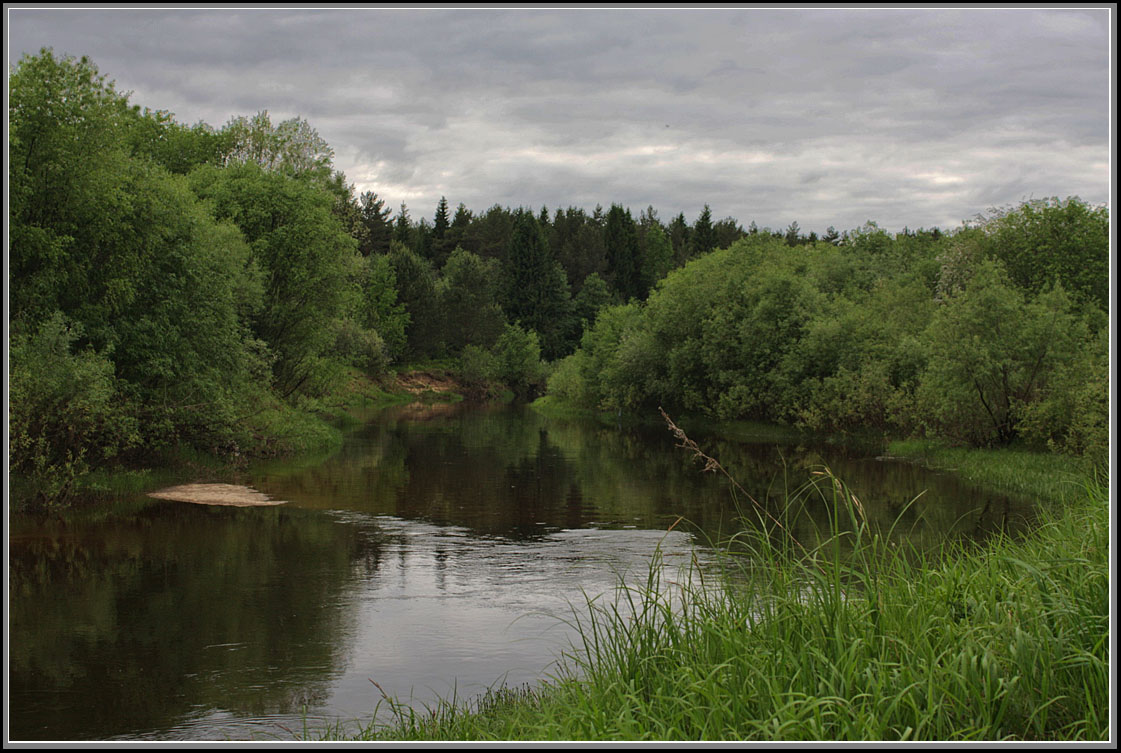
[
  {"left": 322, "top": 416, "right": 1109, "bottom": 742},
  {"left": 8, "top": 366, "right": 472, "bottom": 513}
]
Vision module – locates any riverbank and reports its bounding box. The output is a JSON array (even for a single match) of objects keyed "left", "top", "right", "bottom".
[
  {"left": 886, "top": 438, "right": 1100, "bottom": 507},
  {"left": 13, "top": 366, "right": 471, "bottom": 513},
  {"left": 335, "top": 432, "right": 1109, "bottom": 741}
]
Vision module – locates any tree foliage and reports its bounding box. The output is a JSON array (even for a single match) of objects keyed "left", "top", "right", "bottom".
[
  {"left": 220, "top": 110, "right": 334, "bottom": 179},
  {"left": 969, "top": 198, "right": 1109, "bottom": 309},
  {"left": 387, "top": 241, "right": 442, "bottom": 358},
  {"left": 918, "top": 262, "right": 1086, "bottom": 447},
  {"left": 604, "top": 204, "right": 644, "bottom": 301},
  {"left": 544, "top": 217, "right": 1106, "bottom": 460},
  {"left": 439, "top": 248, "right": 506, "bottom": 352},
  {"left": 189, "top": 162, "right": 356, "bottom": 395},
  {"left": 502, "top": 212, "right": 576, "bottom": 360}
]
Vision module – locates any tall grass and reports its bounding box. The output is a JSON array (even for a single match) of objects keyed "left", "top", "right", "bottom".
[
  {"left": 341, "top": 421, "right": 1110, "bottom": 742},
  {"left": 887, "top": 438, "right": 1094, "bottom": 506}
]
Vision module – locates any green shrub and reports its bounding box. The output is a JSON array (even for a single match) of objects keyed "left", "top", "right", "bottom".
[
  {"left": 546, "top": 351, "right": 593, "bottom": 406},
  {"left": 459, "top": 344, "right": 500, "bottom": 388},
  {"left": 917, "top": 262, "right": 1085, "bottom": 447},
  {"left": 333, "top": 318, "right": 390, "bottom": 375},
  {"left": 494, "top": 323, "right": 546, "bottom": 396},
  {"left": 9, "top": 313, "right": 139, "bottom": 508}
]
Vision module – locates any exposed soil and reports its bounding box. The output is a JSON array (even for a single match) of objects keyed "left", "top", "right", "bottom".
[
  {"left": 147, "top": 483, "right": 286, "bottom": 507},
  {"left": 393, "top": 370, "right": 463, "bottom": 396}
]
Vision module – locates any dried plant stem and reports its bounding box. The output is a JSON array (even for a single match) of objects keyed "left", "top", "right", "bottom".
[{"left": 658, "top": 407, "right": 808, "bottom": 556}]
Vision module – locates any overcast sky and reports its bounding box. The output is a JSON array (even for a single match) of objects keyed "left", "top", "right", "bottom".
[{"left": 7, "top": 6, "right": 1113, "bottom": 234}]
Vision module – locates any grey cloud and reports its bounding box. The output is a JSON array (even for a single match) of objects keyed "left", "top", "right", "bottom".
[{"left": 7, "top": 6, "right": 1109, "bottom": 234}]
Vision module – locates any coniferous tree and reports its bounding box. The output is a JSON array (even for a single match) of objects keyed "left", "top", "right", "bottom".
[
  {"left": 690, "top": 205, "right": 716, "bottom": 258},
  {"left": 549, "top": 206, "right": 606, "bottom": 290},
  {"left": 451, "top": 202, "right": 473, "bottom": 231},
  {"left": 785, "top": 221, "right": 802, "bottom": 247},
  {"left": 414, "top": 217, "right": 435, "bottom": 262},
  {"left": 433, "top": 196, "right": 450, "bottom": 239},
  {"left": 431, "top": 196, "right": 455, "bottom": 268},
  {"left": 359, "top": 191, "right": 393, "bottom": 255},
  {"left": 641, "top": 223, "right": 674, "bottom": 291},
  {"left": 502, "top": 211, "right": 575, "bottom": 359},
  {"left": 464, "top": 204, "right": 516, "bottom": 262},
  {"left": 446, "top": 202, "right": 474, "bottom": 255},
  {"left": 331, "top": 184, "right": 370, "bottom": 255},
  {"left": 714, "top": 217, "right": 745, "bottom": 250},
  {"left": 668, "top": 212, "right": 691, "bottom": 265},
  {"left": 605, "top": 204, "right": 644, "bottom": 301},
  {"left": 393, "top": 203, "right": 412, "bottom": 245}
]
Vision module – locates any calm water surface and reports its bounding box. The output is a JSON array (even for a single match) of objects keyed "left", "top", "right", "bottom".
[{"left": 8, "top": 402, "right": 1033, "bottom": 741}]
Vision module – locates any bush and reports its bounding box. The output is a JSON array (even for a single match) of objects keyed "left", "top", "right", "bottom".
[
  {"left": 459, "top": 344, "right": 500, "bottom": 388},
  {"left": 1017, "top": 326, "right": 1108, "bottom": 468},
  {"left": 9, "top": 313, "right": 139, "bottom": 508},
  {"left": 917, "top": 262, "right": 1086, "bottom": 447},
  {"left": 493, "top": 324, "right": 546, "bottom": 396},
  {"left": 333, "top": 318, "right": 390, "bottom": 375},
  {"left": 546, "top": 351, "right": 593, "bottom": 407}
]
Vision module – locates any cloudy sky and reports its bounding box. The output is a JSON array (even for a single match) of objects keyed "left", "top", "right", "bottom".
[{"left": 7, "top": 6, "right": 1112, "bottom": 234}]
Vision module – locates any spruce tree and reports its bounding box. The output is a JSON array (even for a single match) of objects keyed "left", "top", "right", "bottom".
[
  {"left": 690, "top": 204, "right": 716, "bottom": 258},
  {"left": 359, "top": 191, "right": 393, "bottom": 255},
  {"left": 433, "top": 196, "right": 450, "bottom": 239},
  {"left": 393, "top": 203, "right": 411, "bottom": 245},
  {"left": 668, "top": 212, "right": 690, "bottom": 265},
  {"left": 605, "top": 204, "right": 644, "bottom": 301},
  {"left": 502, "top": 211, "right": 575, "bottom": 360}
]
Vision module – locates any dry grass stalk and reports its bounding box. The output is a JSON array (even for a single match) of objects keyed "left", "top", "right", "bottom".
[{"left": 658, "top": 407, "right": 807, "bottom": 555}]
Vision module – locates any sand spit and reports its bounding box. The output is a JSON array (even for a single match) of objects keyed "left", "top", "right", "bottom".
[{"left": 147, "top": 483, "right": 286, "bottom": 507}]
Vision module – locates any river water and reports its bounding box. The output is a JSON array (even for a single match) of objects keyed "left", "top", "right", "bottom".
[{"left": 7, "top": 402, "right": 1032, "bottom": 741}]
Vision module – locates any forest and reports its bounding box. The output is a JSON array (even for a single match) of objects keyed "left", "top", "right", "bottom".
[{"left": 8, "top": 49, "right": 1110, "bottom": 509}]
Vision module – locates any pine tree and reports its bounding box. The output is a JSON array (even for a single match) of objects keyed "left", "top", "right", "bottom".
[{"left": 785, "top": 221, "right": 802, "bottom": 247}]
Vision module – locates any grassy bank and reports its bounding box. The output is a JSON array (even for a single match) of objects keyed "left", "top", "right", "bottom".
[
  {"left": 335, "top": 437, "right": 1109, "bottom": 741},
  {"left": 529, "top": 394, "right": 613, "bottom": 423},
  {"left": 887, "top": 439, "right": 1098, "bottom": 506}
]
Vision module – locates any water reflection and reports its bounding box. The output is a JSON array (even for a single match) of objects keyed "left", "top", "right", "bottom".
[
  {"left": 8, "top": 402, "right": 1033, "bottom": 741},
  {"left": 253, "top": 403, "right": 1032, "bottom": 547},
  {"left": 9, "top": 503, "right": 368, "bottom": 740}
]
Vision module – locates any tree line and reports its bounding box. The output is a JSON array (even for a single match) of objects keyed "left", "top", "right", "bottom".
[
  {"left": 8, "top": 50, "right": 1110, "bottom": 507},
  {"left": 547, "top": 204, "right": 1108, "bottom": 465}
]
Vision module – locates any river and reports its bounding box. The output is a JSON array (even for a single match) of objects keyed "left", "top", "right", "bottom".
[{"left": 7, "top": 401, "right": 1032, "bottom": 741}]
